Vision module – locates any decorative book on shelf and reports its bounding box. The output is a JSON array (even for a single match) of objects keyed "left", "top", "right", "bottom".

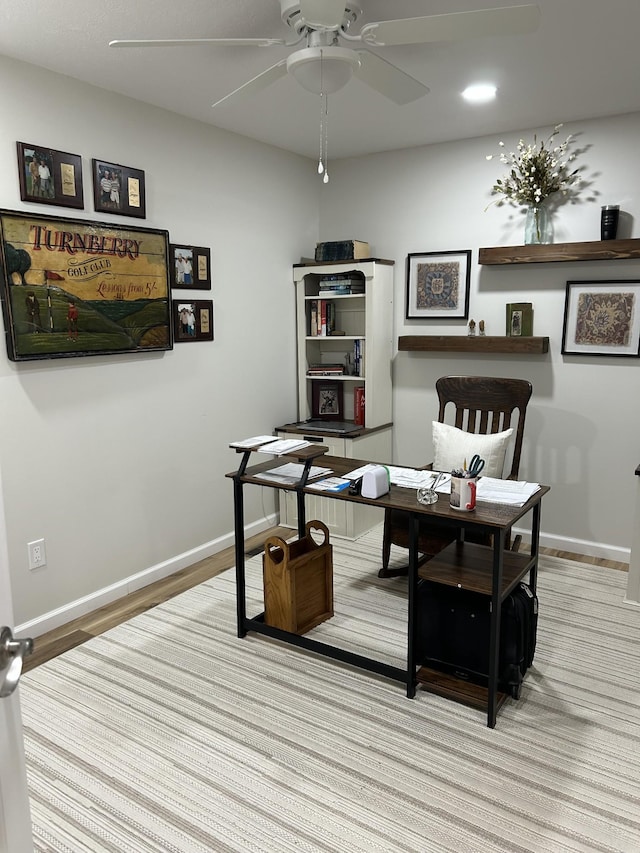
[{"left": 315, "top": 240, "right": 370, "bottom": 262}]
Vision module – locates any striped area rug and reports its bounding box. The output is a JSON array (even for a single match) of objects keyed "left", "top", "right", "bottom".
[{"left": 20, "top": 526, "right": 640, "bottom": 853}]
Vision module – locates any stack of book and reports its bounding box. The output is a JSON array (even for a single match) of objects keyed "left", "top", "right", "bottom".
[
  {"left": 309, "top": 299, "right": 337, "bottom": 336},
  {"left": 306, "top": 363, "right": 344, "bottom": 377},
  {"left": 318, "top": 277, "right": 365, "bottom": 296}
]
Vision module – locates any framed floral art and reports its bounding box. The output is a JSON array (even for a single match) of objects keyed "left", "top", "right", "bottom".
[
  {"left": 561, "top": 279, "right": 640, "bottom": 357},
  {"left": 405, "top": 250, "right": 471, "bottom": 320}
]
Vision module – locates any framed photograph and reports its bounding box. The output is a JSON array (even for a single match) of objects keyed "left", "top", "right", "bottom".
[
  {"left": 17, "top": 142, "right": 83, "bottom": 209},
  {"left": 0, "top": 208, "right": 171, "bottom": 361},
  {"left": 312, "top": 380, "right": 344, "bottom": 420},
  {"left": 92, "top": 159, "right": 146, "bottom": 218},
  {"left": 406, "top": 250, "right": 471, "bottom": 320},
  {"left": 172, "top": 299, "right": 214, "bottom": 342},
  {"left": 562, "top": 280, "right": 640, "bottom": 357},
  {"left": 506, "top": 302, "right": 533, "bottom": 336},
  {"left": 169, "top": 244, "right": 211, "bottom": 290}
]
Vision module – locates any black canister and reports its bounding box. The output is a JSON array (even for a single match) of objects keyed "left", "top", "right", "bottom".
[{"left": 601, "top": 205, "right": 620, "bottom": 240}]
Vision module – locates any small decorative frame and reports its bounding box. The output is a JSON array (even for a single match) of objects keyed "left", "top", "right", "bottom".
[
  {"left": 312, "top": 380, "right": 344, "bottom": 420},
  {"left": 169, "top": 244, "right": 211, "bottom": 290},
  {"left": 17, "top": 142, "right": 83, "bottom": 209},
  {"left": 406, "top": 250, "right": 471, "bottom": 319},
  {"left": 92, "top": 159, "right": 146, "bottom": 218},
  {"left": 561, "top": 280, "right": 640, "bottom": 357},
  {"left": 506, "top": 302, "right": 533, "bottom": 336},
  {"left": 172, "top": 299, "right": 214, "bottom": 342}
]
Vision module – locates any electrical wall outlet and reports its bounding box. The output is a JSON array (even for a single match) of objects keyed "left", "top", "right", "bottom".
[{"left": 28, "top": 538, "right": 46, "bottom": 570}]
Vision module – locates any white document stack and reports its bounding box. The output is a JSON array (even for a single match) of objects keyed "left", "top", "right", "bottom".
[{"left": 476, "top": 477, "right": 540, "bottom": 506}]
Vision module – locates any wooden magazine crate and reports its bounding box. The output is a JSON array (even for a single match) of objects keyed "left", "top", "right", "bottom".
[{"left": 263, "top": 520, "right": 333, "bottom": 634}]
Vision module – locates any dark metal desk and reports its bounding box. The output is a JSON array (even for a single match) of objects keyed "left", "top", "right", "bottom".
[{"left": 227, "top": 445, "right": 549, "bottom": 728}]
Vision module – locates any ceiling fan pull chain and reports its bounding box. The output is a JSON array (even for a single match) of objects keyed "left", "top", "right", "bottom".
[
  {"left": 318, "top": 89, "right": 324, "bottom": 174},
  {"left": 322, "top": 94, "right": 329, "bottom": 183}
]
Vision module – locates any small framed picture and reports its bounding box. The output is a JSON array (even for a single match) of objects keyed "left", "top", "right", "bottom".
[
  {"left": 562, "top": 280, "right": 640, "bottom": 357},
  {"left": 506, "top": 302, "right": 533, "bottom": 336},
  {"left": 169, "top": 244, "right": 211, "bottom": 290},
  {"left": 17, "top": 142, "right": 83, "bottom": 209},
  {"left": 172, "top": 299, "right": 214, "bottom": 342},
  {"left": 312, "top": 381, "right": 344, "bottom": 420},
  {"left": 406, "top": 250, "right": 471, "bottom": 319},
  {"left": 92, "top": 159, "right": 146, "bottom": 218}
]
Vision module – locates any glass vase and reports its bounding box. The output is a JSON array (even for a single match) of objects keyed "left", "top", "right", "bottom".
[{"left": 524, "top": 204, "right": 553, "bottom": 244}]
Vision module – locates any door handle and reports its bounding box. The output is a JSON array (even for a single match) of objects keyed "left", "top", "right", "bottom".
[{"left": 0, "top": 626, "right": 34, "bottom": 698}]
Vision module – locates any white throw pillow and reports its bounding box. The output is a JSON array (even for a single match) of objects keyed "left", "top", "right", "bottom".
[{"left": 432, "top": 421, "right": 513, "bottom": 478}]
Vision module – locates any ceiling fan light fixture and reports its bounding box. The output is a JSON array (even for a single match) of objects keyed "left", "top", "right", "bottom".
[
  {"left": 287, "top": 46, "right": 360, "bottom": 94},
  {"left": 462, "top": 83, "right": 497, "bottom": 103}
]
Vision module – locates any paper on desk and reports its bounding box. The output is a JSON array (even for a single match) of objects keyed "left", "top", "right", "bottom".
[
  {"left": 344, "top": 463, "right": 380, "bottom": 480},
  {"left": 387, "top": 466, "right": 451, "bottom": 491},
  {"left": 257, "top": 438, "right": 310, "bottom": 455},
  {"left": 230, "top": 435, "right": 278, "bottom": 449},
  {"left": 306, "top": 476, "right": 351, "bottom": 492},
  {"left": 253, "top": 463, "right": 332, "bottom": 485},
  {"left": 344, "top": 464, "right": 451, "bottom": 491},
  {"left": 476, "top": 477, "right": 540, "bottom": 506}
]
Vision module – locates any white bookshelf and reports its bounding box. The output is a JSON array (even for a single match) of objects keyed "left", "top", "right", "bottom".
[{"left": 277, "top": 258, "right": 394, "bottom": 539}]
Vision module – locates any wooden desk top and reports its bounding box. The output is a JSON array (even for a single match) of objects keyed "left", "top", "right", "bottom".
[{"left": 227, "top": 452, "right": 549, "bottom": 533}]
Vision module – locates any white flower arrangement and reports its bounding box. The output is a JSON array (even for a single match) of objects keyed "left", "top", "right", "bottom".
[{"left": 486, "top": 124, "right": 583, "bottom": 209}]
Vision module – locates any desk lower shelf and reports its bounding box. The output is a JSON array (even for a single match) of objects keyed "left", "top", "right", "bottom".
[
  {"left": 418, "top": 541, "right": 534, "bottom": 597},
  {"left": 417, "top": 666, "right": 509, "bottom": 712}
]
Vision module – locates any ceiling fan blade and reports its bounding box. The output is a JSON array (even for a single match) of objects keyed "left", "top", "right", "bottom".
[
  {"left": 360, "top": 4, "right": 540, "bottom": 47},
  {"left": 211, "top": 60, "right": 288, "bottom": 108},
  {"left": 299, "top": 0, "right": 347, "bottom": 29},
  {"left": 109, "top": 37, "right": 287, "bottom": 48},
  {"left": 354, "top": 51, "right": 429, "bottom": 105}
]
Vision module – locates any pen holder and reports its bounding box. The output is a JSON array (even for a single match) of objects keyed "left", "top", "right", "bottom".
[{"left": 450, "top": 476, "right": 477, "bottom": 511}]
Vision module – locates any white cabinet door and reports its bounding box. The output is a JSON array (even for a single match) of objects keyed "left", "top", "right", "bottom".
[{"left": 0, "top": 475, "right": 33, "bottom": 853}]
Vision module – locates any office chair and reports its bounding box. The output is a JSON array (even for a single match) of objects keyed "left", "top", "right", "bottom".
[{"left": 379, "top": 375, "right": 533, "bottom": 578}]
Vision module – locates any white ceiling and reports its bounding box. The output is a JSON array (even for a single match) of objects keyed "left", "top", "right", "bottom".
[{"left": 2, "top": 0, "right": 640, "bottom": 160}]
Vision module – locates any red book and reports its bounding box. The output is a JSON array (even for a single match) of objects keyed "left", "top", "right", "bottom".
[{"left": 354, "top": 387, "right": 365, "bottom": 426}]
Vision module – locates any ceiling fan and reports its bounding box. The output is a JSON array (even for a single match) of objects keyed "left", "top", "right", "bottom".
[{"left": 109, "top": 1, "right": 541, "bottom": 108}]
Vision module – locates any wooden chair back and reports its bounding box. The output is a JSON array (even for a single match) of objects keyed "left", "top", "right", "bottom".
[{"left": 436, "top": 375, "right": 532, "bottom": 480}]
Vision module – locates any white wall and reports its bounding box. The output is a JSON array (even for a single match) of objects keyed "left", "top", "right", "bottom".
[
  {"left": 320, "top": 112, "right": 640, "bottom": 561},
  {"left": 3, "top": 54, "right": 636, "bottom": 635},
  {"left": 0, "top": 55, "right": 318, "bottom": 629}
]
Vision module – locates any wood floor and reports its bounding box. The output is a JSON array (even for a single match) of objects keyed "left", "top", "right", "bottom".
[{"left": 23, "top": 527, "right": 628, "bottom": 673}]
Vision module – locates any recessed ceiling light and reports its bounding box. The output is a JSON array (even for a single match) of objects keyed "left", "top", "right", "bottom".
[{"left": 462, "top": 84, "right": 497, "bottom": 103}]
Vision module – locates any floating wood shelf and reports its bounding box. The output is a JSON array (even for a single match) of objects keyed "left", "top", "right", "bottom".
[
  {"left": 398, "top": 335, "right": 549, "bottom": 354},
  {"left": 478, "top": 238, "right": 640, "bottom": 265}
]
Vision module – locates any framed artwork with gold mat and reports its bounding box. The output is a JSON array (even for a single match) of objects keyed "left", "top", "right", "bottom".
[
  {"left": 17, "top": 142, "right": 84, "bottom": 210},
  {"left": 0, "top": 209, "right": 172, "bottom": 361}
]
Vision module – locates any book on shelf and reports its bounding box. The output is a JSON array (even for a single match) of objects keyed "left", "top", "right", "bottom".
[
  {"left": 354, "top": 387, "right": 365, "bottom": 426},
  {"left": 315, "top": 240, "right": 370, "bottom": 262},
  {"left": 318, "top": 276, "right": 365, "bottom": 296},
  {"left": 308, "top": 299, "right": 337, "bottom": 336},
  {"left": 318, "top": 286, "right": 365, "bottom": 296},
  {"left": 353, "top": 339, "right": 365, "bottom": 377},
  {"left": 309, "top": 300, "right": 318, "bottom": 336}
]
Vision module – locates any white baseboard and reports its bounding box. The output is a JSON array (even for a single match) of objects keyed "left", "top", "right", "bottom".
[
  {"left": 18, "top": 516, "right": 630, "bottom": 638},
  {"left": 513, "top": 525, "right": 630, "bottom": 564},
  {"left": 17, "top": 513, "right": 278, "bottom": 638}
]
